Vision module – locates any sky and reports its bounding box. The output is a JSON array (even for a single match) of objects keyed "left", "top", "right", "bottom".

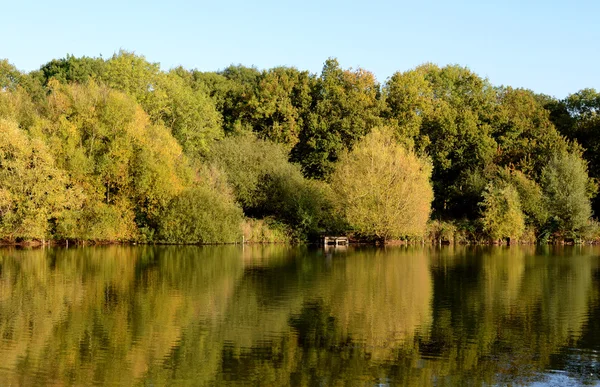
[{"left": 1, "top": 0, "right": 598, "bottom": 98}]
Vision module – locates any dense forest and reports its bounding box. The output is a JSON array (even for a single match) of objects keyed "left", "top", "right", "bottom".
[{"left": 0, "top": 51, "right": 599, "bottom": 244}]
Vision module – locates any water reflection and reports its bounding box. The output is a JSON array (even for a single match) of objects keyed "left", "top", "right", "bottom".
[{"left": 0, "top": 245, "right": 599, "bottom": 385}]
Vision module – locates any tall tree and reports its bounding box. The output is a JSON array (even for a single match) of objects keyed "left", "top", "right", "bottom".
[
  {"left": 492, "top": 87, "right": 568, "bottom": 177},
  {"left": 39, "top": 54, "right": 106, "bottom": 85},
  {"left": 292, "top": 58, "right": 383, "bottom": 178},
  {"left": 247, "top": 67, "right": 314, "bottom": 147},
  {"left": 43, "top": 80, "right": 192, "bottom": 240},
  {"left": 385, "top": 64, "right": 497, "bottom": 219},
  {"left": 548, "top": 89, "right": 600, "bottom": 216}
]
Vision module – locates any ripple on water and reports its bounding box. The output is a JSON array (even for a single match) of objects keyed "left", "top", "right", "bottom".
[{"left": 1, "top": 245, "right": 600, "bottom": 386}]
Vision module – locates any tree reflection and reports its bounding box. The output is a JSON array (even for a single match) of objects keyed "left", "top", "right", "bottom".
[{"left": 0, "top": 245, "right": 599, "bottom": 386}]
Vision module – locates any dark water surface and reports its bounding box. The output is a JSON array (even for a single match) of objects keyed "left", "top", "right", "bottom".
[{"left": 1, "top": 245, "right": 600, "bottom": 386}]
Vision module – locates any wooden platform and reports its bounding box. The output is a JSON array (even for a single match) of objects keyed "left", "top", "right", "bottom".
[{"left": 323, "top": 236, "right": 349, "bottom": 246}]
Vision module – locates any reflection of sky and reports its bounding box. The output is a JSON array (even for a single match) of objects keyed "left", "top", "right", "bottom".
[
  {"left": 522, "top": 348, "right": 600, "bottom": 386},
  {"left": 530, "top": 372, "right": 598, "bottom": 387}
]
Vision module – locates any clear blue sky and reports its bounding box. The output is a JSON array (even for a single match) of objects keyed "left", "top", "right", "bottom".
[{"left": 1, "top": 0, "right": 598, "bottom": 98}]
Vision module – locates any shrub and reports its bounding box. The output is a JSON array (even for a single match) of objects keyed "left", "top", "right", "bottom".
[
  {"left": 242, "top": 218, "right": 291, "bottom": 243},
  {"left": 480, "top": 183, "right": 525, "bottom": 242},
  {"left": 209, "top": 134, "right": 340, "bottom": 240},
  {"left": 158, "top": 184, "right": 243, "bottom": 244},
  {"left": 331, "top": 127, "right": 434, "bottom": 242}
]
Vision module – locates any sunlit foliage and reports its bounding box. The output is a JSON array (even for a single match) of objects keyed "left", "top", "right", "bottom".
[
  {"left": 332, "top": 128, "right": 433, "bottom": 241},
  {"left": 0, "top": 53, "right": 598, "bottom": 243},
  {"left": 480, "top": 183, "right": 525, "bottom": 242},
  {"left": 541, "top": 152, "right": 593, "bottom": 236}
]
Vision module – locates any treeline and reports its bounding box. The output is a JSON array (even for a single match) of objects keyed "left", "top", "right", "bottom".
[{"left": 0, "top": 51, "right": 598, "bottom": 244}]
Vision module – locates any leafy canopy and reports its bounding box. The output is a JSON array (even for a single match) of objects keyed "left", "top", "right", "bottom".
[{"left": 332, "top": 127, "right": 433, "bottom": 241}]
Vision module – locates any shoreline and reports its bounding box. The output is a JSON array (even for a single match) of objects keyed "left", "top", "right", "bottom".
[{"left": 1, "top": 239, "right": 598, "bottom": 248}]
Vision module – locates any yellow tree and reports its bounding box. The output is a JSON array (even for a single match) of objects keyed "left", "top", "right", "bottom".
[
  {"left": 0, "top": 119, "right": 68, "bottom": 241},
  {"left": 331, "top": 128, "right": 433, "bottom": 242},
  {"left": 480, "top": 183, "right": 526, "bottom": 243}
]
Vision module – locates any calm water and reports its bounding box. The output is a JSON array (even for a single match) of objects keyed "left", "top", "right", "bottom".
[{"left": 1, "top": 245, "right": 600, "bottom": 386}]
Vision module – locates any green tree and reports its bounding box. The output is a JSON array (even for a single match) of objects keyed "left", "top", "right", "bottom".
[
  {"left": 215, "top": 65, "right": 262, "bottom": 133},
  {"left": 492, "top": 87, "right": 568, "bottom": 176},
  {"left": 292, "top": 58, "right": 383, "bottom": 178},
  {"left": 548, "top": 89, "right": 600, "bottom": 215},
  {"left": 541, "top": 152, "right": 593, "bottom": 236},
  {"left": 208, "top": 134, "right": 289, "bottom": 210},
  {"left": 43, "top": 80, "right": 192, "bottom": 241},
  {"left": 331, "top": 128, "right": 433, "bottom": 241},
  {"left": 0, "top": 60, "right": 22, "bottom": 91},
  {"left": 209, "top": 134, "right": 339, "bottom": 240},
  {"left": 385, "top": 64, "right": 498, "bottom": 219},
  {"left": 158, "top": 71, "right": 223, "bottom": 158},
  {"left": 158, "top": 168, "right": 243, "bottom": 243},
  {"left": 247, "top": 67, "right": 314, "bottom": 147},
  {"left": 383, "top": 65, "right": 435, "bottom": 143},
  {"left": 102, "top": 52, "right": 223, "bottom": 158},
  {"left": 38, "top": 54, "right": 106, "bottom": 85}
]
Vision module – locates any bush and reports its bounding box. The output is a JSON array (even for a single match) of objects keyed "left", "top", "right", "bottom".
[
  {"left": 208, "top": 133, "right": 290, "bottom": 210},
  {"left": 580, "top": 219, "right": 600, "bottom": 244},
  {"left": 209, "top": 134, "right": 340, "bottom": 240},
  {"left": 158, "top": 184, "right": 243, "bottom": 244},
  {"left": 56, "top": 201, "right": 138, "bottom": 242},
  {"left": 498, "top": 168, "right": 548, "bottom": 228},
  {"left": 242, "top": 218, "right": 291, "bottom": 243},
  {"left": 427, "top": 220, "right": 457, "bottom": 244},
  {"left": 480, "top": 183, "right": 525, "bottom": 242},
  {"left": 331, "top": 127, "right": 433, "bottom": 242}
]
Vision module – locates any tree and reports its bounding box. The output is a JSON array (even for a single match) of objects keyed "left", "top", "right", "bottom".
[
  {"left": 158, "top": 71, "right": 223, "bottom": 158},
  {"left": 207, "top": 134, "right": 291, "bottom": 210},
  {"left": 102, "top": 52, "right": 223, "bottom": 157},
  {"left": 331, "top": 128, "right": 433, "bottom": 241},
  {"left": 38, "top": 54, "right": 106, "bottom": 85},
  {"left": 541, "top": 152, "right": 593, "bottom": 236},
  {"left": 247, "top": 67, "right": 314, "bottom": 147},
  {"left": 480, "top": 183, "right": 525, "bottom": 242},
  {"left": 492, "top": 87, "right": 568, "bottom": 177},
  {"left": 216, "top": 65, "right": 262, "bottom": 133},
  {"left": 0, "top": 60, "right": 22, "bottom": 91},
  {"left": 44, "top": 80, "right": 192, "bottom": 241},
  {"left": 383, "top": 64, "right": 435, "bottom": 143},
  {"left": 548, "top": 89, "right": 600, "bottom": 216},
  {"left": 292, "top": 58, "right": 383, "bottom": 178},
  {"left": 384, "top": 64, "right": 498, "bottom": 219},
  {"left": 0, "top": 119, "right": 69, "bottom": 241}
]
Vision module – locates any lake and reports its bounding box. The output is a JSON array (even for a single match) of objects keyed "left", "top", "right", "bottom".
[{"left": 0, "top": 245, "right": 599, "bottom": 386}]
